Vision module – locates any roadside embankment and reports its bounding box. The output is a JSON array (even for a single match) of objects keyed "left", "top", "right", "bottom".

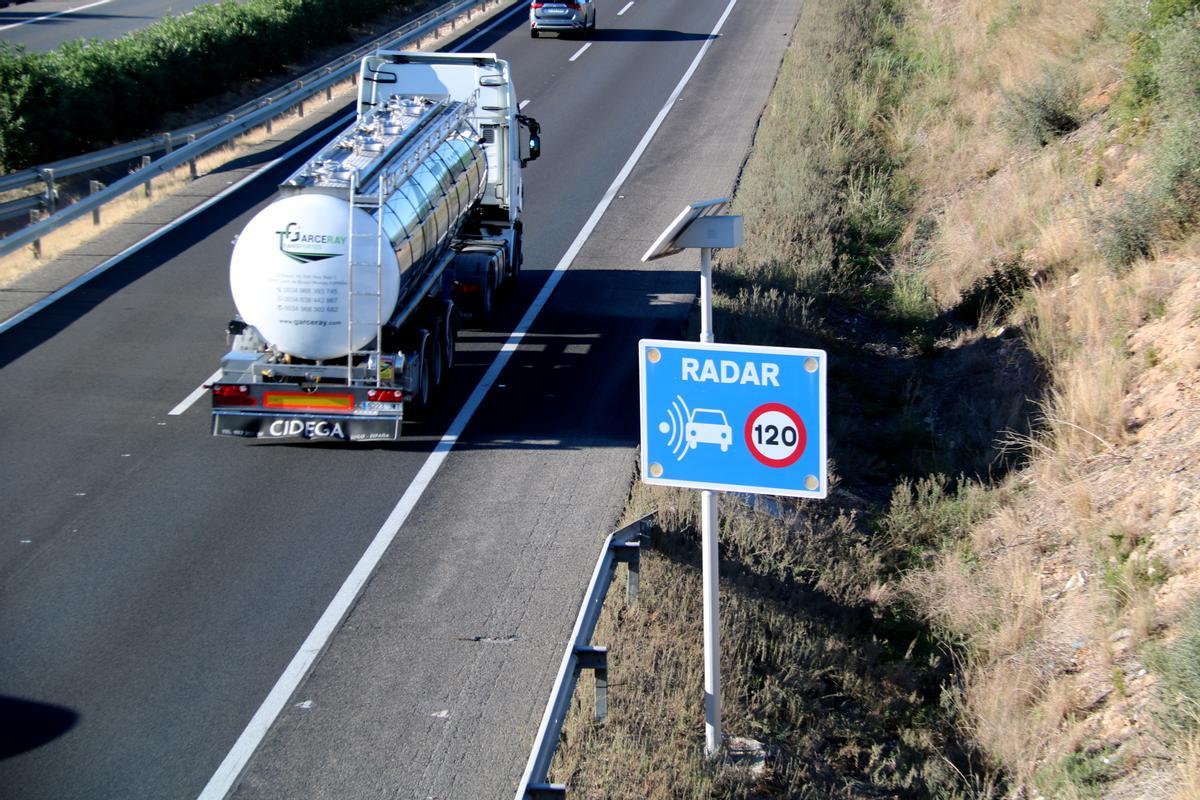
[{"left": 551, "top": 0, "right": 1200, "bottom": 797}]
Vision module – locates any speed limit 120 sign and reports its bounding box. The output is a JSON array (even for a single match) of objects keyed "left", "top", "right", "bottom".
[{"left": 638, "top": 339, "right": 827, "bottom": 498}]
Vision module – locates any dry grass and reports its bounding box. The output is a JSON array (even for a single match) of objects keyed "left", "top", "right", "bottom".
[
  {"left": 547, "top": 0, "right": 1200, "bottom": 795},
  {"left": 1177, "top": 736, "right": 1200, "bottom": 800}
]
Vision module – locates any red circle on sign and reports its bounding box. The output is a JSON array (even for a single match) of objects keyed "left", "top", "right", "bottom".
[{"left": 744, "top": 402, "right": 807, "bottom": 468}]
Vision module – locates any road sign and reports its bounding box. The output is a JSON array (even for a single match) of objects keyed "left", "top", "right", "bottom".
[{"left": 639, "top": 339, "right": 827, "bottom": 498}]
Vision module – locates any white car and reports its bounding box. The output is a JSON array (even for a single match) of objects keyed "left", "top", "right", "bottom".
[
  {"left": 530, "top": 1, "right": 596, "bottom": 38},
  {"left": 686, "top": 408, "right": 732, "bottom": 452}
]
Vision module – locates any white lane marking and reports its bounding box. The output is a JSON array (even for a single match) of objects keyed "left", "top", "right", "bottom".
[
  {"left": 1, "top": 113, "right": 354, "bottom": 339},
  {"left": 518, "top": 99, "right": 530, "bottom": 110},
  {"left": 0, "top": 0, "right": 113, "bottom": 31},
  {"left": 198, "top": 2, "right": 740, "bottom": 798},
  {"left": 618, "top": 1, "right": 634, "bottom": 15},
  {"left": 569, "top": 42, "right": 591, "bottom": 62},
  {"left": 169, "top": 369, "right": 221, "bottom": 416}
]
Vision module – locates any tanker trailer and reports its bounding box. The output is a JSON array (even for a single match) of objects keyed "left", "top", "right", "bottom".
[{"left": 211, "top": 52, "right": 541, "bottom": 442}]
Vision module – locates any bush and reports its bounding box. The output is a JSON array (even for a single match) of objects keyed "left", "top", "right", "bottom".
[
  {"left": 999, "top": 67, "right": 1083, "bottom": 147},
  {"left": 0, "top": 0, "right": 419, "bottom": 172},
  {"left": 1153, "top": 602, "right": 1200, "bottom": 737},
  {"left": 1095, "top": 191, "right": 1161, "bottom": 269}
]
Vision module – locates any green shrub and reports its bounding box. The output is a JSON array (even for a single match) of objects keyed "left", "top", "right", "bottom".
[
  {"left": 1153, "top": 602, "right": 1200, "bottom": 736},
  {"left": 999, "top": 67, "right": 1083, "bottom": 147},
  {"left": 1094, "top": 190, "right": 1161, "bottom": 269},
  {"left": 0, "top": 0, "right": 421, "bottom": 172}
]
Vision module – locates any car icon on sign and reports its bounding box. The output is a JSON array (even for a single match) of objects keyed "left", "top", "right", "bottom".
[{"left": 686, "top": 408, "right": 732, "bottom": 452}]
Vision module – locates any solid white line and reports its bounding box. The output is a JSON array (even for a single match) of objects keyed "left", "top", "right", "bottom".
[
  {"left": 568, "top": 42, "right": 591, "bottom": 62},
  {"left": 0, "top": 0, "right": 114, "bottom": 31},
  {"left": 197, "top": 1, "right": 739, "bottom": 798},
  {"left": 518, "top": 99, "right": 530, "bottom": 110},
  {"left": 1, "top": 113, "right": 355, "bottom": 339},
  {"left": 617, "top": 1, "right": 634, "bottom": 15},
  {"left": 169, "top": 370, "right": 221, "bottom": 416}
]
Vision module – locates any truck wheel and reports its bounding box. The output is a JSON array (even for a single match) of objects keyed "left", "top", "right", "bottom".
[
  {"left": 444, "top": 304, "right": 459, "bottom": 371},
  {"left": 430, "top": 320, "right": 446, "bottom": 389},
  {"left": 508, "top": 226, "right": 523, "bottom": 285},
  {"left": 413, "top": 336, "right": 432, "bottom": 411}
]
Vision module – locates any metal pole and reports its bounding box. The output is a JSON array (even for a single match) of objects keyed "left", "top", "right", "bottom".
[
  {"left": 699, "top": 247, "right": 714, "bottom": 344},
  {"left": 698, "top": 245, "right": 721, "bottom": 758},
  {"left": 701, "top": 488, "right": 721, "bottom": 757}
]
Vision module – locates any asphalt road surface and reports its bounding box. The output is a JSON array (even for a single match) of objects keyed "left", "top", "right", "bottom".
[
  {"left": 0, "top": 0, "right": 229, "bottom": 52},
  {"left": 0, "top": 0, "right": 804, "bottom": 797}
]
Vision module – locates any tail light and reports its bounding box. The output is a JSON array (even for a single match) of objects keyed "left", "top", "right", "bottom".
[
  {"left": 212, "top": 384, "right": 257, "bottom": 407},
  {"left": 366, "top": 389, "right": 403, "bottom": 403}
]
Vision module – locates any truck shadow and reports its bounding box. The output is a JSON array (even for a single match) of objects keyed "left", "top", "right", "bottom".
[
  {"left": 270, "top": 264, "right": 698, "bottom": 452},
  {"left": 580, "top": 28, "right": 717, "bottom": 43}
]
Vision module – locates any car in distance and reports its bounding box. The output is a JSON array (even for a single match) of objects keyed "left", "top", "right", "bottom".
[
  {"left": 530, "top": 1, "right": 596, "bottom": 38},
  {"left": 686, "top": 408, "right": 732, "bottom": 452}
]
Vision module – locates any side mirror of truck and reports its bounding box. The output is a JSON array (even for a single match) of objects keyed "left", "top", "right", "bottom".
[{"left": 517, "top": 114, "right": 541, "bottom": 167}]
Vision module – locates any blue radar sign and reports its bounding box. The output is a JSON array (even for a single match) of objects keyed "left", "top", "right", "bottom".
[{"left": 639, "top": 339, "right": 827, "bottom": 498}]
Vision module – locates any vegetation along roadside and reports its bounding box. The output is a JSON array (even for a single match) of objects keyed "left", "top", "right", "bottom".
[
  {"left": 551, "top": 0, "right": 1200, "bottom": 797},
  {"left": 0, "top": 0, "right": 447, "bottom": 173}
]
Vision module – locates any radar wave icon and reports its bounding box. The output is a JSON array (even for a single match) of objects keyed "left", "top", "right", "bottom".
[{"left": 658, "top": 394, "right": 692, "bottom": 461}]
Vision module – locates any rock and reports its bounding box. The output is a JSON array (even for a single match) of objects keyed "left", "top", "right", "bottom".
[{"left": 726, "top": 736, "right": 768, "bottom": 780}]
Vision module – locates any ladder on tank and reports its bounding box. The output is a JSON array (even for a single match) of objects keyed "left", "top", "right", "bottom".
[{"left": 345, "top": 170, "right": 385, "bottom": 386}]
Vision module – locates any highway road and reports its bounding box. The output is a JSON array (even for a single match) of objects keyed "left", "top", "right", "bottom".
[
  {"left": 0, "top": 0, "right": 803, "bottom": 797},
  {"left": 0, "top": 0, "right": 228, "bottom": 52}
]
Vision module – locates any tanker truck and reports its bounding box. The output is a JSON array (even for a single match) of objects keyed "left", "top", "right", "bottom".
[{"left": 211, "top": 51, "right": 541, "bottom": 442}]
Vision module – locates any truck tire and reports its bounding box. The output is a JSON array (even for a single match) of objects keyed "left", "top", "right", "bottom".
[
  {"left": 444, "top": 303, "right": 459, "bottom": 371},
  {"left": 508, "top": 225, "right": 523, "bottom": 285},
  {"left": 430, "top": 319, "right": 446, "bottom": 389},
  {"left": 408, "top": 332, "right": 432, "bottom": 413}
]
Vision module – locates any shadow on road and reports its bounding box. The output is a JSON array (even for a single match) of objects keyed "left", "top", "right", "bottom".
[
  {"left": 543, "top": 28, "right": 716, "bottom": 43},
  {"left": 0, "top": 696, "right": 77, "bottom": 759}
]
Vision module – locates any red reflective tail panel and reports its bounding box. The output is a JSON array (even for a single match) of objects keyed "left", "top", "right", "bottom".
[{"left": 212, "top": 385, "right": 257, "bottom": 407}]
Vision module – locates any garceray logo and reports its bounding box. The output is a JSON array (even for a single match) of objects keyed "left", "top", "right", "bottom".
[{"left": 275, "top": 222, "right": 347, "bottom": 264}]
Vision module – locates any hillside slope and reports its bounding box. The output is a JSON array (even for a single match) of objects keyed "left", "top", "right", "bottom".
[{"left": 551, "top": 0, "right": 1200, "bottom": 797}]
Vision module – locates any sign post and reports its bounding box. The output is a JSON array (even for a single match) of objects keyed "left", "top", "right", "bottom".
[{"left": 642, "top": 201, "right": 827, "bottom": 759}]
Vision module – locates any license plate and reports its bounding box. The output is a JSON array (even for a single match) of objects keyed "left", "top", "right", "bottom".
[{"left": 213, "top": 414, "right": 401, "bottom": 442}]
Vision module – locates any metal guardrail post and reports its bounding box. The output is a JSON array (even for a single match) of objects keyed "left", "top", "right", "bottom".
[
  {"left": 89, "top": 181, "right": 104, "bottom": 224},
  {"left": 41, "top": 168, "right": 56, "bottom": 213},
  {"left": 613, "top": 541, "right": 641, "bottom": 603},
  {"left": 187, "top": 134, "right": 198, "bottom": 179},
  {"left": 574, "top": 646, "right": 608, "bottom": 723},
  {"left": 140, "top": 156, "right": 153, "bottom": 198},
  {"left": 514, "top": 515, "right": 654, "bottom": 799},
  {"left": 29, "top": 210, "right": 41, "bottom": 258}
]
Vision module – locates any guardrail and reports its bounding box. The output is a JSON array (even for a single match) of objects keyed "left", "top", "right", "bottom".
[
  {"left": 514, "top": 514, "right": 654, "bottom": 800},
  {"left": 0, "top": 0, "right": 515, "bottom": 259}
]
